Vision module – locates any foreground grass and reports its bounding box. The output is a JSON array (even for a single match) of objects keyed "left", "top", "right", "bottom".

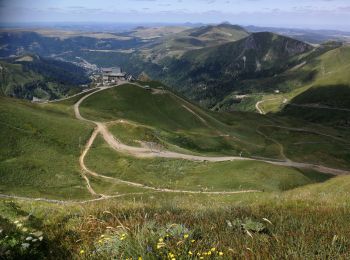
[{"left": 1, "top": 187, "right": 350, "bottom": 259}]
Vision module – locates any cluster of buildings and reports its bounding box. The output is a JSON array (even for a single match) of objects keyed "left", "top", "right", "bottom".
[{"left": 100, "top": 67, "right": 134, "bottom": 85}]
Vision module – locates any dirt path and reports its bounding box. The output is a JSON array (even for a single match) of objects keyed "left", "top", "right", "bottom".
[
  {"left": 74, "top": 82, "right": 263, "bottom": 195},
  {"left": 76, "top": 84, "right": 348, "bottom": 181},
  {"left": 0, "top": 192, "right": 147, "bottom": 205},
  {"left": 255, "top": 98, "right": 280, "bottom": 115},
  {"left": 182, "top": 105, "right": 207, "bottom": 124}
]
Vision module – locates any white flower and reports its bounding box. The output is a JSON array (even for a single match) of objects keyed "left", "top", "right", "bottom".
[{"left": 21, "top": 243, "right": 30, "bottom": 249}]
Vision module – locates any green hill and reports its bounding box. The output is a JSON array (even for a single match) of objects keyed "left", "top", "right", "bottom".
[
  {"left": 139, "top": 23, "right": 250, "bottom": 61},
  {"left": 153, "top": 32, "right": 313, "bottom": 106},
  {"left": 1, "top": 84, "right": 350, "bottom": 259},
  {"left": 280, "top": 46, "right": 350, "bottom": 125},
  {"left": 0, "top": 96, "right": 92, "bottom": 199},
  {"left": 80, "top": 83, "right": 350, "bottom": 169},
  {"left": 220, "top": 44, "right": 350, "bottom": 125},
  {"left": 0, "top": 55, "right": 90, "bottom": 100}
]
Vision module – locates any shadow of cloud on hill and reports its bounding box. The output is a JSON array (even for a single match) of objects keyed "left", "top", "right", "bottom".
[{"left": 280, "top": 84, "right": 350, "bottom": 126}]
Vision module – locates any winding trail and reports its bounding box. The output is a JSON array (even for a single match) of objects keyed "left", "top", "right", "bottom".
[
  {"left": 255, "top": 97, "right": 281, "bottom": 115},
  {"left": 2, "top": 82, "right": 349, "bottom": 204},
  {"left": 75, "top": 83, "right": 262, "bottom": 195},
  {"left": 75, "top": 82, "right": 349, "bottom": 199},
  {"left": 0, "top": 192, "right": 148, "bottom": 205}
]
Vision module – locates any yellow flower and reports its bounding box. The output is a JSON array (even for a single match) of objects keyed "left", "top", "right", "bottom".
[
  {"left": 207, "top": 251, "right": 212, "bottom": 256},
  {"left": 188, "top": 251, "right": 193, "bottom": 255},
  {"left": 138, "top": 257, "right": 142, "bottom": 260},
  {"left": 199, "top": 257, "right": 204, "bottom": 260},
  {"left": 191, "top": 239, "right": 195, "bottom": 243},
  {"left": 120, "top": 237, "right": 125, "bottom": 241},
  {"left": 211, "top": 247, "right": 216, "bottom": 252},
  {"left": 183, "top": 234, "right": 189, "bottom": 239},
  {"left": 98, "top": 239, "right": 103, "bottom": 243},
  {"left": 157, "top": 242, "right": 165, "bottom": 249},
  {"left": 219, "top": 251, "right": 224, "bottom": 256},
  {"left": 79, "top": 250, "right": 85, "bottom": 254},
  {"left": 158, "top": 238, "right": 164, "bottom": 242},
  {"left": 100, "top": 235, "right": 105, "bottom": 238}
]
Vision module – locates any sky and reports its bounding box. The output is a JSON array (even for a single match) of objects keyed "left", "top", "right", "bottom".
[{"left": 1, "top": 0, "right": 350, "bottom": 30}]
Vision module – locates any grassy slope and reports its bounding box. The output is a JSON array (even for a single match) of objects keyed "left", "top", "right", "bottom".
[
  {"left": 80, "top": 84, "right": 350, "bottom": 169},
  {"left": 0, "top": 97, "right": 93, "bottom": 199},
  {"left": 80, "top": 84, "right": 280, "bottom": 158},
  {"left": 0, "top": 87, "right": 350, "bottom": 258},
  {"left": 252, "top": 46, "right": 350, "bottom": 115},
  {"left": 1, "top": 181, "right": 350, "bottom": 259},
  {"left": 86, "top": 136, "right": 331, "bottom": 193},
  {"left": 0, "top": 61, "right": 43, "bottom": 96},
  {"left": 0, "top": 57, "right": 89, "bottom": 100}
]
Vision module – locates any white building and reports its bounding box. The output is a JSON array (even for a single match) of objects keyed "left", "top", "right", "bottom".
[{"left": 102, "top": 67, "right": 126, "bottom": 84}]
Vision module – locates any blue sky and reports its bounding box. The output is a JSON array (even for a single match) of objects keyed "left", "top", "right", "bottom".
[{"left": 1, "top": 0, "right": 350, "bottom": 30}]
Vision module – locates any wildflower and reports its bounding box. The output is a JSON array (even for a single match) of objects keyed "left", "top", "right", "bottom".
[
  {"left": 199, "top": 257, "right": 204, "bottom": 260},
  {"left": 183, "top": 234, "right": 189, "bottom": 239},
  {"left": 32, "top": 231, "right": 43, "bottom": 237},
  {"left": 191, "top": 239, "right": 196, "bottom": 243},
  {"left": 219, "top": 252, "right": 224, "bottom": 256},
  {"left": 246, "top": 230, "right": 253, "bottom": 238},
  {"left": 211, "top": 247, "right": 216, "bottom": 252},
  {"left": 98, "top": 239, "right": 103, "bottom": 243},
  {"left": 100, "top": 235, "right": 105, "bottom": 238},
  {"left": 14, "top": 220, "right": 19, "bottom": 224},
  {"left": 157, "top": 242, "right": 165, "bottom": 249},
  {"left": 158, "top": 238, "right": 164, "bottom": 242},
  {"left": 138, "top": 257, "right": 142, "bottom": 260},
  {"left": 80, "top": 250, "right": 85, "bottom": 255},
  {"left": 207, "top": 251, "right": 212, "bottom": 256},
  {"left": 197, "top": 252, "right": 201, "bottom": 256},
  {"left": 39, "top": 236, "right": 43, "bottom": 241},
  {"left": 21, "top": 243, "right": 30, "bottom": 249},
  {"left": 188, "top": 251, "right": 193, "bottom": 255},
  {"left": 22, "top": 228, "right": 28, "bottom": 232},
  {"left": 262, "top": 218, "right": 273, "bottom": 225},
  {"left": 168, "top": 252, "right": 175, "bottom": 258}
]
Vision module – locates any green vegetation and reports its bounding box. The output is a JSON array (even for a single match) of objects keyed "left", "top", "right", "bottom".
[
  {"left": 0, "top": 97, "right": 93, "bottom": 199},
  {"left": 80, "top": 84, "right": 279, "bottom": 157},
  {"left": 80, "top": 84, "right": 350, "bottom": 170},
  {"left": 0, "top": 55, "right": 90, "bottom": 100},
  {"left": 86, "top": 136, "right": 331, "bottom": 193},
  {"left": 1, "top": 183, "right": 350, "bottom": 259}
]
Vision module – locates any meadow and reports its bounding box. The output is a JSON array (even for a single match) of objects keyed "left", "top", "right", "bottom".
[{"left": 1, "top": 82, "right": 350, "bottom": 259}]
